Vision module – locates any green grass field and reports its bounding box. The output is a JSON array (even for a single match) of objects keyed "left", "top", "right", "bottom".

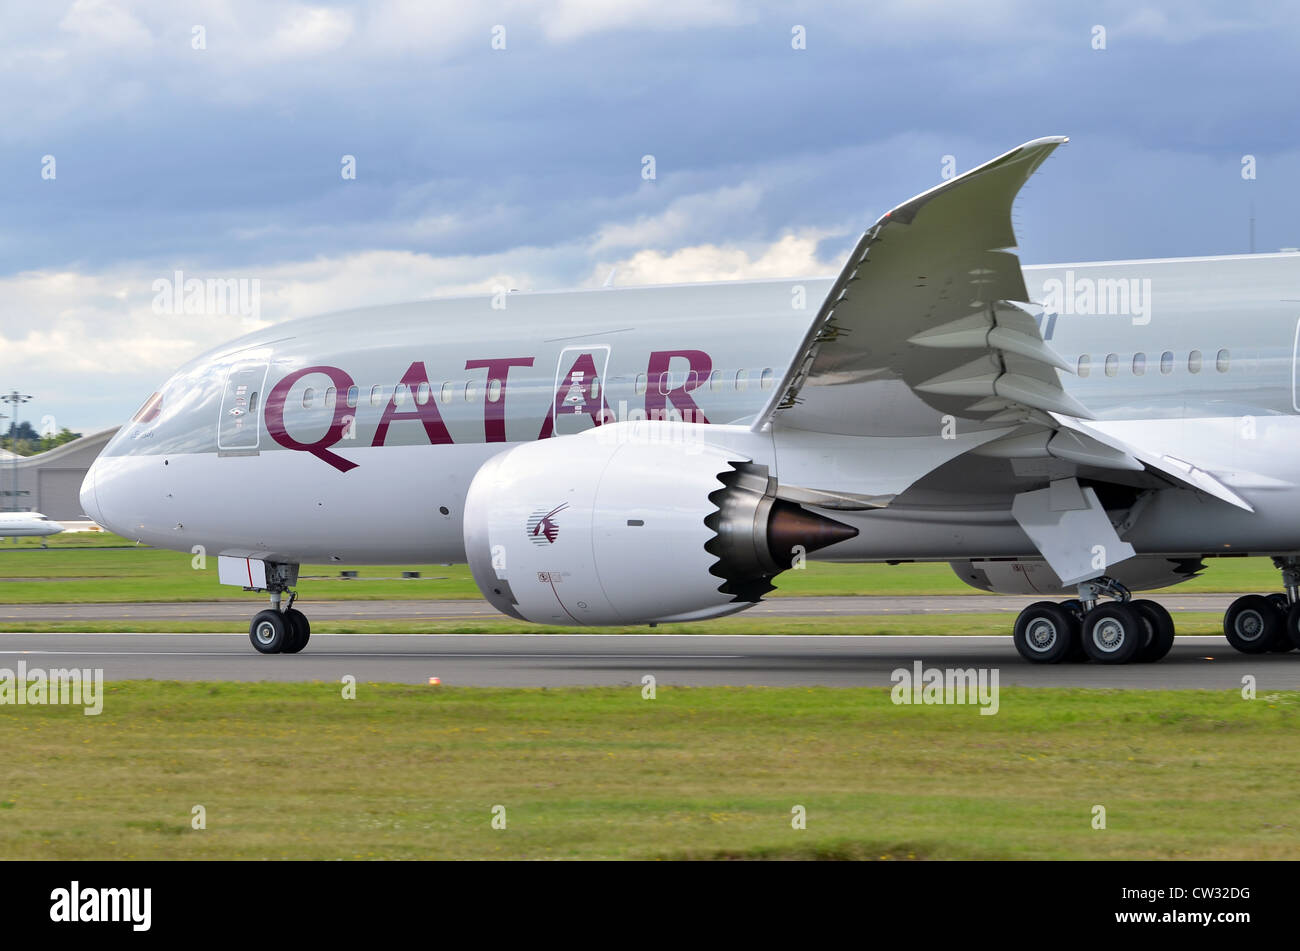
[
  {"left": 2, "top": 682, "right": 1297, "bottom": 860},
  {"left": 0, "top": 533, "right": 1280, "bottom": 604}
]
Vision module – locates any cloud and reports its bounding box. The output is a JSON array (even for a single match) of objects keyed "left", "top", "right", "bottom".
[
  {"left": 537, "top": 0, "right": 747, "bottom": 41},
  {"left": 264, "top": 5, "right": 355, "bottom": 57},
  {"left": 591, "top": 183, "right": 764, "bottom": 252},
  {"left": 593, "top": 231, "right": 840, "bottom": 286},
  {"left": 58, "top": 0, "right": 153, "bottom": 47}
]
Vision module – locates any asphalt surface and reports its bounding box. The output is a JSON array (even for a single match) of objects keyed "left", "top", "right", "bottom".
[
  {"left": 0, "top": 593, "right": 1239, "bottom": 623},
  {"left": 0, "top": 632, "right": 1296, "bottom": 689}
]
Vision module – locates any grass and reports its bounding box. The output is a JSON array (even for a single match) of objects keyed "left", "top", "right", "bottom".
[
  {"left": 2, "top": 681, "right": 1298, "bottom": 859},
  {"left": 0, "top": 613, "right": 1231, "bottom": 636},
  {"left": 0, "top": 533, "right": 1284, "bottom": 603}
]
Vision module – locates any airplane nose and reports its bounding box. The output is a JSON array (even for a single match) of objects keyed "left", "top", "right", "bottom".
[{"left": 80, "top": 463, "right": 103, "bottom": 524}]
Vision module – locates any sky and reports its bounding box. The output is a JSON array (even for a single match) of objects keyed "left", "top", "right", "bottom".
[{"left": 2, "top": 0, "right": 1299, "bottom": 432}]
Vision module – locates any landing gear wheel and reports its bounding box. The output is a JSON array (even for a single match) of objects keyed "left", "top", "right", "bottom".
[
  {"left": 1131, "top": 599, "right": 1175, "bottom": 663},
  {"left": 1265, "top": 594, "right": 1295, "bottom": 650},
  {"left": 1284, "top": 602, "right": 1300, "bottom": 651},
  {"left": 1059, "top": 599, "right": 1089, "bottom": 661},
  {"left": 282, "top": 609, "right": 311, "bottom": 654},
  {"left": 1081, "top": 603, "right": 1144, "bottom": 664},
  {"left": 1013, "top": 601, "right": 1079, "bottom": 664},
  {"left": 250, "top": 609, "right": 289, "bottom": 654},
  {"left": 1224, "top": 594, "right": 1281, "bottom": 654}
]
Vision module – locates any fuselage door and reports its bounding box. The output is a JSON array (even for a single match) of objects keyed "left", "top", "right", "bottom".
[
  {"left": 1292, "top": 317, "right": 1300, "bottom": 412},
  {"left": 218, "top": 356, "right": 270, "bottom": 450},
  {"left": 552, "top": 345, "right": 612, "bottom": 436}
]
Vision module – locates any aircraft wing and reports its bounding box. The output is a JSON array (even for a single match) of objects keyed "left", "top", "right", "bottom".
[{"left": 755, "top": 136, "right": 1252, "bottom": 512}]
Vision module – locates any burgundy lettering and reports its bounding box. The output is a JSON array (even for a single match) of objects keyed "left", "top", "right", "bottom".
[
  {"left": 645, "top": 349, "right": 711, "bottom": 424},
  {"left": 465, "top": 356, "right": 534, "bottom": 443},
  {"left": 265, "top": 365, "right": 359, "bottom": 473},
  {"left": 372, "top": 361, "right": 454, "bottom": 447}
]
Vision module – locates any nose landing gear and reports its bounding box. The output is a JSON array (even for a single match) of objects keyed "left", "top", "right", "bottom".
[{"left": 245, "top": 564, "right": 311, "bottom": 654}]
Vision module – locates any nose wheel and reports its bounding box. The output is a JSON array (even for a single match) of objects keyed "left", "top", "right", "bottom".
[{"left": 248, "top": 583, "right": 312, "bottom": 654}]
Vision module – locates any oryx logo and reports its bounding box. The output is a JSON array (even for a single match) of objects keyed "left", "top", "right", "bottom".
[{"left": 527, "top": 503, "right": 569, "bottom": 545}]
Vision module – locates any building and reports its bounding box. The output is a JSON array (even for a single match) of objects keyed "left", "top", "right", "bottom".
[{"left": 0, "top": 428, "right": 118, "bottom": 520}]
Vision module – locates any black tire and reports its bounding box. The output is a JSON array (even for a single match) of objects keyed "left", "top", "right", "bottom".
[
  {"left": 282, "top": 609, "right": 311, "bottom": 654},
  {"left": 1059, "top": 599, "right": 1089, "bottom": 661},
  {"left": 1283, "top": 601, "right": 1300, "bottom": 650},
  {"left": 1081, "top": 603, "right": 1144, "bottom": 664},
  {"left": 250, "top": 609, "right": 288, "bottom": 654},
  {"left": 1223, "top": 594, "right": 1281, "bottom": 654},
  {"left": 1131, "top": 599, "right": 1175, "bottom": 663},
  {"left": 1013, "top": 601, "right": 1079, "bottom": 664}
]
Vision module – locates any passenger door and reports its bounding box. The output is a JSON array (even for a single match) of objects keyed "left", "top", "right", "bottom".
[{"left": 217, "top": 354, "right": 270, "bottom": 451}]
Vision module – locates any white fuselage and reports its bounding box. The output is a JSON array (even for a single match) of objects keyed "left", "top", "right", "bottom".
[
  {"left": 0, "top": 513, "right": 65, "bottom": 538},
  {"left": 81, "top": 253, "right": 1300, "bottom": 567}
]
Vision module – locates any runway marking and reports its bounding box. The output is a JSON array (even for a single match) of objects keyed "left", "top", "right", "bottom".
[{"left": 0, "top": 650, "right": 747, "bottom": 659}]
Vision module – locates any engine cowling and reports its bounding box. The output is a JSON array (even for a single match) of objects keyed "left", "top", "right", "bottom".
[{"left": 463, "top": 422, "right": 857, "bottom": 625}]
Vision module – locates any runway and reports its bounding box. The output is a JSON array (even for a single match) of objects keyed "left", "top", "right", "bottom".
[
  {"left": 0, "top": 593, "right": 1238, "bottom": 623},
  {"left": 1, "top": 632, "right": 1296, "bottom": 689}
]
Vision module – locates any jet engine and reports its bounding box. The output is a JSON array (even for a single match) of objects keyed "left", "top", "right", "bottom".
[{"left": 463, "top": 423, "right": 858, "bottom": 625}]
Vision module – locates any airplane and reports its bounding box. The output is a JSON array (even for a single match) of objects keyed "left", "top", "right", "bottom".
[
  {"left": 79, "top": 135, "right": 1300, "bottom": 664},
  {"left": 0, "top": 511, "right": 65, "bottom": 544}
]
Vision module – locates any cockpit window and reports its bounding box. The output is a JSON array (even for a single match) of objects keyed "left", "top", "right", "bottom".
[{"left": 132, "top": 392, "right": 163, "bottom": 424}]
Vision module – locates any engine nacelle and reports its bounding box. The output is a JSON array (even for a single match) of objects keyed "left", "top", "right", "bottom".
[
  {"left": 950, "top": 556, "right": 1206, "bottom": 596},
  {"left": 463, "top": 422, "right": 857, "bottom": 625}
]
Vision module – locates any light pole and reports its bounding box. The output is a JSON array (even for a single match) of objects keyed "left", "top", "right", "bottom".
[{"left": 1, "top": 392, "right": 32, "bottom": 512}]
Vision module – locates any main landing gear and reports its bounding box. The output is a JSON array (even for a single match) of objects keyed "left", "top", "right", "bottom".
[
  {"left": 1221, "top": 557, "right": 1300, "bottom": 655},
  {"left": 1014, "top": 577, "right": 1175, "bottom": 665},
  {"left": 248, "top": 585, "right": 311, "bottom": 655}
]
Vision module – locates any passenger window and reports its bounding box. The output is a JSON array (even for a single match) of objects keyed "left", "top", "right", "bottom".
[
  {"left": 440, "top": 382, "right": 454, "bottom": 404},
  {"left": 1160, "top": 351, "right": 1174, "bottom": 375},
  {"left": 369, "top": 385, "right": 384, "bottom": 407},
  {"left": 394, "top": 383, "right": 409, "bottom": 406},
  {"left": 657, "top": 372, "right": 671, "bottom": 395},
  {"left": 709, "top": 369, "right": 724, "bottom": 391},
  {"left": 487, "top": 379, "right": 502, "bottom": 403},
  {"left": 1077, "top": 355, "right": 1090, "bottom": 378},
  {"left": 634, "top": 373, "right": 647, "bottom": 395},
  {"left": 1104, "top": 354, "right": 1118, "bottom": 377},
  {"left": 247, "top": 392, "right": 259, "bottom": 417},
  {"left": 1132, "top": 353, "right": 1146, "bottom": 376},
  {"left": 346, "top": 386, "right": 359, "bottom": 408},
  {"left": 1188, "top": 350, "right": 1202, "bottom": 373},
  {"left": 1216, "top": 349, "right": 1230, "bottom": 373},
  {"left": 415, "top": 382, "right": 430, "bottom": 405},
  {"left": 735, "top": 369, "right": 748, "bottom": 391},
  {"left": 760, "top": 368, "right": 774, "bottom": 390},
  {"left": 464, "top": 380, "right": 477, "bottom": 402},
  {"left": 324, "top": 386, "right": 336, "bottom": 408},
  {"left": 301, "top": 387, "right": 315, "bottom": 409}
]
